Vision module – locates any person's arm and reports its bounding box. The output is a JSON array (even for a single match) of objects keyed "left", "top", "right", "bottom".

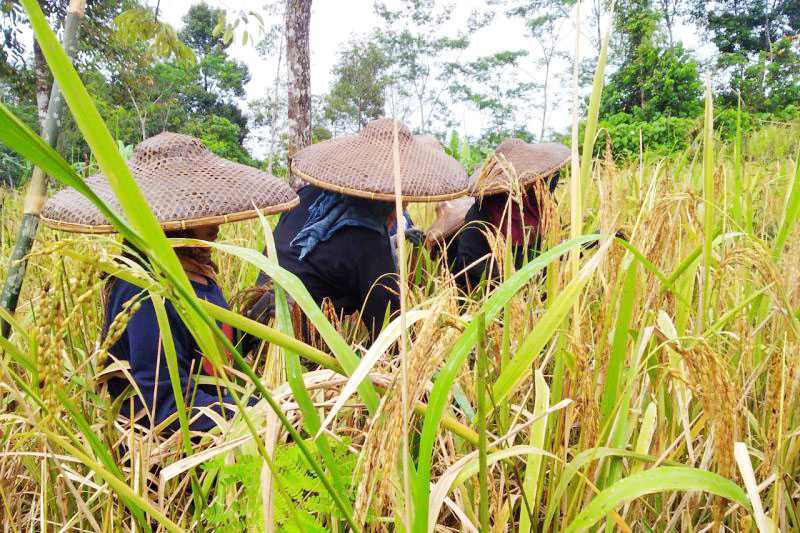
[
  {"left": 353, "top": 235, "right": 400, "bottom": 339},
  {"left": 454, "top": 222, "right": 494, "bottom": 292}
]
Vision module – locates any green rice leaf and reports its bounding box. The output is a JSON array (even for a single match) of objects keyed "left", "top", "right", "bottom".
[{"left": 564, "top": 467, "right": 750, "bottom": 532}]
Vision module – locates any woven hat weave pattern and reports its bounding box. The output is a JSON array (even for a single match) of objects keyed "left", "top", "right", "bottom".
[
  {"left": 42, "top": 132, "right": 298, "bottom": 234},
  {"left": 290, "top": 118, "right": 468, "bottom": 202},
  {"left": 470, "top": 138, "right": 571, "bottom": 197}
]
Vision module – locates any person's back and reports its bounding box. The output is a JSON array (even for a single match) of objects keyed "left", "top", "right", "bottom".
[
  {"left": 104, "top": 274, "right": 234, "bottom": 431},
  {"left": 266, "top": 185, "right": 399, "bottom": 337}
]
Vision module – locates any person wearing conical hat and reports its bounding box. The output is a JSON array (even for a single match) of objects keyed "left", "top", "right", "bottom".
[
  {"left": 449, "top": 138, "right": 570, "bottom": 291},
  {"left": 42, "top": 132, "right": 298, "bottom": 432},
  {"left": 252, "top": 118, "right": 468, "bottom": 339}
]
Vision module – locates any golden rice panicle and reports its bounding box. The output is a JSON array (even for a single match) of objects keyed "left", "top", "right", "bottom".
[
  {"left": 761, "top": 337, "right": 787, "bottom": 477},
  {"left": 355, "top": 299, "right": 453, "bottom": 522},
  {"left": 32, "top": 285, "right": 65, "bottom": 418},
  {"left": 97, "top": 292, "right": 143, "bottom": 369},
  {"left": 572, "top": 335, "right": 600, "bottom": 446},
  {"left": 677, "top": 339, "right": 741, "bottom": 479}
]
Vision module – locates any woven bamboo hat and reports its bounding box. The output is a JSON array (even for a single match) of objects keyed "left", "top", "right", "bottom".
[
  {"left": 290, "top": 118, "right": 468, "bottom": 202},
  {"left": 42, "top": 132, "right": 299, "bottom": 234},
  {"left": 470, "top": 138, "right": 571, "bottom": 197}
]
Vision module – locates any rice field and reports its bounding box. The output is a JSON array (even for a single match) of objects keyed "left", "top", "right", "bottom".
[
  {"left": 1, "top": 113, "right": 798, "bottom": 531},
  {"left": 2, "top": 2, "right": 800, "bottom": 532}
]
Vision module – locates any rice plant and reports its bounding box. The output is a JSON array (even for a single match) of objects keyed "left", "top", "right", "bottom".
[{"left": 1, "top": 1, "right": 800, "bottom": 532}]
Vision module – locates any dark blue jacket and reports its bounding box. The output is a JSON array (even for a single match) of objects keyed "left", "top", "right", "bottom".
[{"left": 103, "top": 278, "right": 237, "bottom": 432}]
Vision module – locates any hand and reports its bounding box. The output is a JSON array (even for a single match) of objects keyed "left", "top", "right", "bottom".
[
  {"left": 246, "top": 290, "right": 276, "bottom": 325},
  {"left": 405, "top": 228, "right": 426, "bottom": 246}
]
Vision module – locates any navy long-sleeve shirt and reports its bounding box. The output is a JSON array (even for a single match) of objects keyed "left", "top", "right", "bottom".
[{"left": 104, "top": 278, "right": 236, "bottom": 432}]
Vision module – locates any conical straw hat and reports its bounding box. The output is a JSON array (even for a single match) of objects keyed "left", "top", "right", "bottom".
[
  {"left": 470, "top": 138, "right": 570, "bottom": 197},
  {"left": 42, "top": 132, "right": 299, "bottom": 234},
  {"left": 414, "top": 134, "right": 443, "bottom": 151},
  {"left": 290, "top": 118, "right": 468, "bottom": 202}
]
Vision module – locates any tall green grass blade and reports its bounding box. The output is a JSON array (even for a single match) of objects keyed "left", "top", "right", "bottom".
[
  {"left": 731, "top": 94, "right": 746, "bottom": 232},
  {"left": 519, "top": 370, "right": 549, "bottom": 533},
  {"left": 578, "top": 14, "right": 612, "bottom": 206},
  {"left": 493, "top": 239, "right": 611, "bottom": 405},
  {"left": 599, "top": 263, "right": 637, "bottom": 426},
  {"left": 564, "top": 467, "right": 750, "bottom": 532},
  {"left": 701, "top": 78, "right": 715, "bottom": 328},
  {"left": 631, "top": 402, "right": 657, "bottom": 475},
  {"left": 543, "top": 447, "right": 675, "bottom": 530},
  {"left": 475, "top": 312, "right": 489, "bottom": 533},
  {"left": 260, "top": 215, "right": 351, "bottom": 508},
  {"left": 772, "top": 150, "right": 800, "bottom": 261},
  {"left": 151, "top": 294, "right": 195, "bottom": 457},
  {"left": 151, "top": 294, "right": 207, "bottom": 518}
]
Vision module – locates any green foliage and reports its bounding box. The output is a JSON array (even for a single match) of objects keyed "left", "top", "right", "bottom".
[
  {"left": 272, "top": 439, "right": 357, "bottom": 532},
  {"left": 692, "top": 0, "right": 800, "bottom": 111},
  {"left": 183, "top": 114, "right": 255, "bottom": 165},
  {"left": 446, "top": 130, "right": 488, "bottom": 174},
  {"left": 603, "top": 0, "right": 703, "bottom": 121},
  {"left": 597, "top": 112, "right": 698, "bottom": 159},
  {"left": 202, "top": 454, "right": 264, "bottom": 531},
  {"left": 0, "top": 100, "right": 36, "bottom": 186},
  {"left": 114, "top": 7, "right": 195, "bottom": 64},
  {"left": 179, "top": 2, "right": 229, "bottom": 55},
  {"left": 447, "top": 50, "right": 537, "bottom": 136},
  {"left": 374, "top": 0, "right": 485, "bottom": 132},
  {"left": 601, "top": 42, "right": 703, "bottom": 121},
  {"left": 324, "top": 38, "right": 391, "bottom": 132}
]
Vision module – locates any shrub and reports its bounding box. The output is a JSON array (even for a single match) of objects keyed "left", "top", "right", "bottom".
[{"left": 595, "top": 112, "right": 699, "bottom": 159}]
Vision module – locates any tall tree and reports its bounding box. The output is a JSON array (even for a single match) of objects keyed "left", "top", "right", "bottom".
[
  {"left": 373, "top": 0, "right": 490, "bottom": 133},
  {"left": 178, "top": 3, "right": 250, "bottom": 141},
  {"left": 285, "top": 0, "right": 311, "bottom": 189},
  {"left": 446, "top": 50, "right": 537, "bottom": 141},
  {"left": 691, "top": 0, "right": 800, "bottom": 110},
  {"left": 323, "top": 38, "right": 390, "bottom": 133},
  {"left": 504, "top": 0, "right": 574, "bottom": 140},
  {"left": 601, "top": 0, "right": 702, "bottom": 120}
]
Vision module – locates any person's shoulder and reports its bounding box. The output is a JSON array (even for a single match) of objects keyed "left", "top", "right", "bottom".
[
  {"left": 322, "top": 226, "right": 391, "bottom": 263},
  {"left": 107, "top": 278, "right": 143, "bottom": 301}
]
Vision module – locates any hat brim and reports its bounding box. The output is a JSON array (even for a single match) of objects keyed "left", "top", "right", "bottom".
[
  {"left": 42, "top": 150, "right": 298, "bottom": 233},
  {"left": 293, "top": 167, "right": 469, "bottom": 203},
  {"left": 41, "top": 197, "right": 300, "bottom": 234}
]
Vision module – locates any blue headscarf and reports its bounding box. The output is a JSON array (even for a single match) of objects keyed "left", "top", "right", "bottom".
[{"left": 291, "top": 190, "right": 394, "bottom": 260}]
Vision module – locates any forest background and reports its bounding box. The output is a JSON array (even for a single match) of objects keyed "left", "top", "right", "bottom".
[{"left": 1, "top": 0, "right": 799, "bottom": 185}]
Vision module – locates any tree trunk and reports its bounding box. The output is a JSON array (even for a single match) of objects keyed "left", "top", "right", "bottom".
[
  {"left": 33, "top": 40, "right": 51, "bottom": 125},
  {"left": 0, "top": 0, "right": 86, "bottom": 338},
  {"left": 539, "top": 58, "right": 551, "bottom": 141},
  {"left": 286, "top": 0, "right": 312, "bottom": 190}
]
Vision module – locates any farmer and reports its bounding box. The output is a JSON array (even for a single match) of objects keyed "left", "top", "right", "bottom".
[
  {"left": 249, "top": 118, "right": 467, "bottom": 339},
  {"left": 447, "top": 139, "right": 570, "bottom": 291},
  {"left": 41, "top": 132, "right": 298, "bottom": 432}
]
